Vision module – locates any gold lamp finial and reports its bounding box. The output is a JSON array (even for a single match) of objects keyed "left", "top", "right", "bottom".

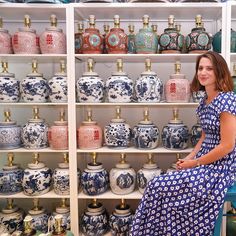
[
  {"left": 32, "top": 153, "right": 40, "bottom": 165},
  {"left": 24, "top": 15, "right": 31, "bottom": 28},
  {"left": 175, "top": 61, "right": 181, "bottom": 74},
  {"left": 115, "top": 106, "right": 121, "bottom": 119},
  {"left": 120, "top": 153, "right": 126, "bottom": 164},
  {"left": 91, "top": 152, "right": 97, "bottom": 165},
  {"left": 87, "top": 58, "right": 94, "bottom": 73},
  {"left": 86, "top": 108, "right": 93, "bottom": 122},
  {"left": 4, "top": 109, "right": 11, "bottom": 122},
  {"left": 50, "top": 14, "right": 57, "bottom": 27},
  {"left": 114, "top": 15, "right": 120, "bottom": 28},
  {"left": 63, "top": 153, "right": 69, "bottom": 164},
  {"left": 128, "top": 24, "right": 134, "bottom": 34},
  {"left": 145, "top": 58, "right": 151, "bottom": 72},
  {"left": 143, "top": 107, "right": 149, "bottom": 122},
  {"left": 1, "top": 61, "right": 8, "bottom": 73},
  {"left": 168, "top": 15, "right": 175, "bottom": 28},
  {"left": 7, "top": 152, "right": 14, "bottom": 167},
  {"left": 33, "top": 107, "right": 40, "bottom": 119}
]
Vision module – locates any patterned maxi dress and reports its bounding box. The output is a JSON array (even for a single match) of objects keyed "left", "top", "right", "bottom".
[{"left": 130, "top": 91, "right": 236, "bottom": 236}]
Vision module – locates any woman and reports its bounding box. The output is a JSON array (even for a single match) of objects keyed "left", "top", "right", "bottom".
[{"left": 130, "top": 51, "right": 236, "bottom": 236}]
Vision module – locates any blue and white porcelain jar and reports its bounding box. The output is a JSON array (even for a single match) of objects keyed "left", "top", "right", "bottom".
[
  {"left": 22, "top": 153, "right": 52, "bottom": 196},
  {"left": 161, "top": 108, "right": 189, "bottom": 150},
  {"left": 106, "top": 59, "right": 134, "bottom": 103},
  {"left": 21, "top": 60, "right": 49, "bottom": 103},
  {"left": 135, "top": 58, "right": 163, "bottom": 102},
  {"left": 0, "top": 62, "right": 20, "bottom": 102},
  {"left": 110, "top": 153, "right": 136, "bottom": 195},
  {"left": 0, "top": 110, "right": 21, "bottom": 149},
  {"left": 190, "top": 119, "right": 202, "bottom": 147},
  {"left": 0, "top": 153, "right": 23, "bottom": 195},
  {"left": 21, "top": 107, "right": 49, "bottom": 149},
  {"left": 104, "top": 106, "right": 132, "bottom": 148},
  {"left": 137, "top": 154, "right": 162, "bottom": 194},
  {"left": 192, "top": 90, "right": 206, "bottom": 103},
  {"left": 133, "top": 108, "right": 159, "bottom": 149},
  {"left": 81, "top": 152, "right": 109, "bottom": 196},
  {"left": 109, "top": 199, "right": 133, "bottom": 236},
  {"left": 81, "top": 199, "right": 109, "bottom": 236},
  {"left": 48, "top": 60, "right": 67, "bottom": 103}
]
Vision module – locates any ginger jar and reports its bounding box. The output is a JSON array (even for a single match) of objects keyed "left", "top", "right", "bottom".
[
  {"left": 0, "top": 17, "right": 13, "bottom": 54},
  {"left": 190, "top": 119, "right": 202, "bottom": 147},
  {"left": 127, "top": 24, "right": 136, "bottom": 54}
]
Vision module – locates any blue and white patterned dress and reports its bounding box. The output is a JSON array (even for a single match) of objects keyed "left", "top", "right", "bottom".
[{"left": 130, "top": 91, "right": 236, "bottom": 236}]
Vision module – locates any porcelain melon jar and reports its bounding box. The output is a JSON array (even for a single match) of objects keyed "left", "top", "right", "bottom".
[
  {"left": 0, "top": 17, "right": 13, "bottom": 54},
  {"left": 190, "top": 119, "right": 202, "bottom": 147}
]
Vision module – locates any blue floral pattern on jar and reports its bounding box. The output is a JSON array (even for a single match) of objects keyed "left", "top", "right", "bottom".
[
  {"left": 192, "top": 90, "right": 206, "bottom": 103},
  {"left": 190, "top": 122, "right": 202, "bottom": 147},
  {"left": 29, "top": 212, "right": 49, "bottom": 233}
]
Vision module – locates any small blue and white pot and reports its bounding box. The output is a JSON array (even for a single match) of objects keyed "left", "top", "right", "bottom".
[{"left": 190, "top": 119, "right": 202, "bottom": 147}]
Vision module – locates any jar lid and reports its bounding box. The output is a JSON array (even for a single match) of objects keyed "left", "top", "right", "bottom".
[
  {"left": 87, "top": 201, "right": 103, "bottom": 213},
  {"left": 28, "top": 207, "right": 45, "bottom": 215},
  {"left": 2, "top": 205, "right": 18, "bottom": 214},
  {"left": 0, "top": 121, "right": 16, "bottom": 126},
  {"left": 87, "top": 162, "right": 103, "bottom": 170},
  {"left": 115, "top": 162, "right": 130, "bottom": 169},
  {"left": 28, "top": 118, "right": 44, "bottom": 123},
  {"left": 46, "top": 26, "right": 62, "bottom": 33},
  {"left": 138, "top": 120, "right": 153, "bottom": 125},
  {"left": 82, "top": 71, "right": 98, "bottom": 77},
  {"left": 28, "top": 162, "right": 45, "bottom": 169},
  {"left": 111, "top": 71, "right": 127, "bottom": 76},
  {"left": 54, "top": 72, "right": 67, "bottom": 77},
  {"left": 55, "top": 206, "right": 69, "bottom": 214},
  {"left": 141, "top": 70, "right": 157, "bottom": 76},
  {"left": 143, "top": 162, "right": 158, "bottom": 169},
  {"left": 82, "top": 121, "right": 97, "bottom": 125},
  {"left": 58, "top": 162, "right": 69, "bottom": 169},
  {"left": 111, "top": 118, "right": 125, "bottom": 123},
  {"left": 3, "top": 164, "right": 19, "bottom": 171},
  {"left": 170, "top": 74, "right": 186, "bottom": 80},
  {"left": 19, "top": 27, "right": 36, "bottom": 33},
  {"left": 169, "top": 119, "right": 183, "bottom": 124},
  {"left": 54, "top": 120, "right": 68, "bottom": 126},
  {"left": 0, "top": 72, "right": 15, "bottom": 78},
  {"left": 27, "top": 72, "right": 43, "bottom": 77}
]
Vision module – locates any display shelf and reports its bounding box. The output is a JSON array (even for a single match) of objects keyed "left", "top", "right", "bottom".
[
  {"left": 0, "top": 148, "right": 69, "bottom": 153},
  {"left": 0, "top": 103, "right": 68, "bottom": 107}
]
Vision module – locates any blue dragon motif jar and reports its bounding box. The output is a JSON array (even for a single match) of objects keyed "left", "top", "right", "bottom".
[
  {"left": 190, "top": 119, "right": 202, "bottom": 147},
  {"left": 81, "top": 199, "right": 109, "bottom": 236},
  {"left": 81, "top": 152, "right": 109, "bottom": 196},
  {"left": 110, "top": 153, "right": 136, "bottom": 195},
  {"left": 0, "top": 153, "right": 23, "bottom": 195},
  {"left": 76, "top": 58, "right": 105, "bottom": 103},
  {"left": 0, "top": 62, "right": 20, "bottom": 103},
  {"left": 106, "top": 59, "right": 134, "bottom": 103},
  {"left": 22, "top": 153, "right": 52, "bottom": 196},
  {"left": 161, "top": 108, "right": 189, "bottom": 150}
]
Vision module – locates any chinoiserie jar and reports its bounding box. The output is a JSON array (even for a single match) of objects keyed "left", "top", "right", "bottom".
[
  {"left": 82, "top": 15, "right": 103, "bottom": 54},
  {"left": 0, "top": 17, "right": 13, "bottom": 54},
  {"left": 135, "top": 58, "right": 163, "bottom": 102},
  {"left": 159, "top": 15, "right": 184, "bottom": 54},
  {"left": 106, "top": 15, "right": 128, "bottom": 54},
  {"left": 104, "top": 106, "right": 132, "bottom": 148},
  {"left": 21, "top": 107, "right": 49, "bottom": 149},
  {"left": 22, "top": 153, "right": 52, "bottom": 196},
  {"left": 0, "top": 199, "right": 24, "bottom": 234},
  {"left": 21, "top": 60, "right": 49, "bottom": 103},
  {"left": 12, "top": 15, "right": 40, "bottom": 54},
  {"left": 186, "top": 15, "right": 212, "bottom": 54},
  {"left": 76, "top": 58, "right": 105, "bottom": 103},
  {"left": 40, "top": 14, "right": 66, "bottom": 54},
  {"left": 133, "top": 108, "right": 159, "bottom": 149},
  {"left": 232, "top": 63, "right": 236, "bottom": 94},
  {"left": 165, "top": 61, "right": 190, "bottom": 102},
  {"left": 127, "top": 24, "right": 136, "bottom": 54},
  {"left": 51, "top": 214, "right": 74, "bottom": 236},
  {"left": 192, "top": 90, "right": 206, "bottom": 103},
  {"left": 110, "top": 153, "right": 136, "bottom": 195},
  {"left": 190, "top": 119, "right": 202, "bottom": 147},
  {"left": 0, "top": 61, "right": 20, "bottom": 102},
  {"left": 81, "top": 199, "right": 109, "bottom": 236},
  {"left": 162, "top": 108, "right": 189, "bottom": 150},
  {"left": 74, "top": 22, "right": 84, "bottom": 54},
  {"left": 137, "top": 153, "right": 162, "bottom": 194},
  {"left": 81, "top": 152, "right": 109, "bottom": 196},
  {"left": 109, "top": 199, "right": 133, "bottom": 236},
  {"left": 48, "top": 60, "right": 67, "bottom": 103},
  {"left": 135, "top": 15, "right": 158, "bottom": 54},
  {"left": 77, "top": 109, "right": 103, "bottom": 149},
  {"left": 106, "top": 58, "right": 134, "bottom": 103},
  {"left": 0, "top": 110, "right": 21, "bottom": 149},
  {"left": 0, "top": 153, "right": 23, "bottom": 195},
  {"left": 102, "top": 24, "right": 110, "bottom": 54}
]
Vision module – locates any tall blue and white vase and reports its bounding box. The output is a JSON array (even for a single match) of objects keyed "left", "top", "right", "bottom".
[
  {"left": 133, "top": 108, "right": 159, "bottom": 149},
  {"left": 76, "top": 58, "right": 105, "bottom": 103},
  {"left": 135, "top": 58, "right": 163, "bottom": 102},
  {"left": 110, "top": 153, "right": 136, "bottom": 195},
  {"left": 109, "top": 199, "right": 133, "bottom": 236},
  {"left": 106, "top": 58, "right": 134, "bottom": 103},
  {"left": 137, "top": 153, "right": 162, "bottom": 194},
  {"left": 0, "top": 153, "right": 23, "bottom": 195},
  {"left": 127, "top": 24, "right": 136, "bottom": 54},
  {"left": 0, "top": 61, "right": 20, "bottom": 102},
  {"left": 81, "top": 152, "right": 109, "bottom": 196},
  {"left": 81, "top": 199, "right": 109, "bottom": 236},
  {"left": 161, "top": 108, "right": 189, "bottom": 150},
  {"left": 190, "top": 119, "right": 202, "bottom": 147},
  {"left": 104, "top": 106, "right": 132, "bottom": 148},
  {"left": 22, "top": 153, "right": 52, "bottom": 196}
]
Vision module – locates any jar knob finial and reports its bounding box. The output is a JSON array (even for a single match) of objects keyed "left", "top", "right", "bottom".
[
  {"left": 114, "top": 15, "right": 120, "bottom": 28},
  {"left": 87, "top": 58, "right": 94, "bottom": 73},
  {"left": 115, "top": 106, "right": 121, "bottom": 119},
  {"left": 168, "top": 15, "right": 175, "bottom": 28},
  {"left": 143, "top": 15, "right": 149, "bottom": 28},
  {"left": 32, "top": 198, "right": 40, "bottom": 211},
  {"left": 91, "top": 198, "right": 98, "bottom": 207},
  {"left": 24, "top": 15, "right": 31, "bottom": 28},
  {"left": 7, "top": 198, "right": 13, "bottom": 210},
  {"left": 89, "top": 15, "right": 95, "bottom": 28},
  {"left": 104, "top": 24, "right": 110, "bottom": 34},
  {"left": 63, "top": 153, "right": 69, "bottom": 163},
  {"left": 24, "top": 215, "right": 34, "bottom": 234},
  {"left": 50, "top": 14, "right": 57, "bottom": 27},
  {"left": 60, "top": 60, "right": 66, "bottom": 74},
  {"left": 61, "top": 198, "right": 67, "bottom": 208},
  {"left": 145, "top": 58, "right": 151, "bottom": 72},
  {"left": 117, "top": 58, "right": 123, "bottom": 73},
  {"left": 175, "top": 61, "right": 181, "bottom": 74},
  {"left": 32, "top": 153, "right": 39, "bottom": 165},
  {"left": 175, "top": 23, "right": 181, "bottom": 33},
  {"left": 59, "top": 109, "right": 65, "bottom": 122},
  {"left": 33, "top": 107, "right": 40, "bottom": 119},
  {"left": 86, "top": 108, "right": 93, "bottom": 122},
  {"left": 147, "top": 153, "right": 154, "bottom": 164},
  {"left": 7, "top": 152, "right": 14, "bottom": 167},
  {"left": 172, "top": 108, "right": 179, "bottom": 120},
  {"left": 32, "top": 59, "right": 38, "bottom": 73},
  {"left": 195, "top": 14, "right": 202, "bottom": 28},
  {"left": 176, "top": 153, "right": 181, "bottom": 161},
  {"left": 91, "top": 152, "right": 97, "bottom": 165},
  {"left": 120, "top": 153, "right": 126, "bottom": 164},
  {"left": 152, "top": 24, "right": 157, "bottom": 33},
  {"left": 143, "top": 107, "right": 149, "bottom": 122},
  {"left": 78, "top": 22, "right": 84, "bottom": 32},
  {"left": 4, "top": 109, "right": 11, "bottom": 122},
  {"left": 120, "top": 198, "right": 126, "bottom": 209},
  {"left": 1, "top": 61, "right": 8, "bottom": 73}
]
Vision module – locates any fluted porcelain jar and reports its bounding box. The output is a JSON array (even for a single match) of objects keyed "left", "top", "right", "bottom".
[
  {"left": 40, "top": 14, "right": 66, "bottom": 54},
  {"left": 137, "top": 154, "right": 162, "bottom": 194},
  {"left": 77, "top": 109, "right": 103, "bottom": 149},
  {"left": 102, "top": 24, "right": 110, "bottom": 54},
  {"left": 51, "top": 214, "right": 74, "bottom": 236},
  {"left": 21, "top": 107, "right": 49, "bottom": 149},
  {"left": 0, "top": 110, "right": 21, "bottom": 149},
  {"left": 135, "top": 15, "right": 158, "bottom": 54},
  {"left": 127, "top": 24, "right": 136, "bottom": 54},
  {"left": 106, "top": 15, "right": 128, "bottom": 54},
  {"left": 165, "top": 61, "right": 190, "bottom": 102},
  {"left": 0, "top": 199, "right": 24, "bottom": 234},
  {"left": 106, "top": 58, "right": 134, "bottom": 103},
  {"left": 135, "top": 58, "right": 163, "bottom": 102},
  {"left": 81, "top": 153, "right": 109, "bottom": 196},
  {"left": 0, "top": 153, "right": 23, "bottom": 195},
  {"left": 104, "top": 107, "right": 132, "bottom": 148},
  {"left": 109, "top": 199, "right": 133, "bottom": 236},
  {"left": 21, "top": 60, "right": 49, "bottom": 103},
  {"left": 22, "top": 153, "right": 52, "bottom": 196},
  {"left": 162, "top": 108, "right": 189, "bottom": 150},
  {"left": 0, "top": 61, "right": 20, "bottom": 102},
  {"left": 82, "top": 15, "right": 103, "bottom": 54},
  {"left": 76, "top": 58, "right": 105, "bottom": 103},
  {"left": 186, "top": 15, "right": 212, "bottom": 53},
  {"left": 190, "top": 119, "right": 202, "bottom": 147},
  {"left": 192, "top": 90, "right": 206, "bottom": 103},
  {"left": 0, "top": 17, "right": 13, "bottom": 54},
  {"left": 232, "top": 63, "right": 236, "bottom": 94},
  {"left": 133, "top": 108, "right": 159, "bottom": 149},
  {"left": 110, "top": 153, "right": 136, "bottom": 195},
  {"left": 81, "top": 199, "right": 109, "bottom": 236},
  {"left": 75, "top": 22, "right": 84, "bottom": 54},
  {"left": 12, "top": 15, "right": 40, "bottom": 54}
]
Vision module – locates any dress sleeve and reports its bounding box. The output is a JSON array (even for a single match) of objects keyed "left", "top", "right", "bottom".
[{"left": 216, "top": 92, "right": 236, "bottom": 116}]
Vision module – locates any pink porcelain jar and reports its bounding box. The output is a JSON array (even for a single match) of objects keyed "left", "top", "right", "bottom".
[
  {"left": 0, "top": 17, "right": 13, "bottom": 54},
  {"left": 12, "top": 15, "right": 40, "bottom": 54}
]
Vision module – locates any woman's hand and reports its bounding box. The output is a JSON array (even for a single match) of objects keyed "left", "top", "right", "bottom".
[{"left": 176, "top": 159, "right": 197, "bottom": 170}]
